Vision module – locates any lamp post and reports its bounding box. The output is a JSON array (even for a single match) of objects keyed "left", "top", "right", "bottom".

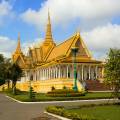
[{"left": 71, "top": 46, "right": 79, "bottom": 91}]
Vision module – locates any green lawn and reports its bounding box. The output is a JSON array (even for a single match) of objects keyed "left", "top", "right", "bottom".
[
  {"left": 67, "top": 105, "right": 120, "bottom": 120},
  {"left": 6, "top": 92, "right": 113, "bottom": 102}
]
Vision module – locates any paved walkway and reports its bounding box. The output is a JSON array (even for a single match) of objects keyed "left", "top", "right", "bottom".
[
  {"left": 0, "top": 93, "right": 119, "bottom": 120},
  {"left": 0, "top": 94, "right": 59, "bottom": 120}
]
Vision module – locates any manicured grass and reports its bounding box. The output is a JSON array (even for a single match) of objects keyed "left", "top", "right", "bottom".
[
  {"left": 67, "top": 105, "right": 120, "bottom": 120},
  {"left": 6, "top": 91, "right": 113, "bottom": 102}
]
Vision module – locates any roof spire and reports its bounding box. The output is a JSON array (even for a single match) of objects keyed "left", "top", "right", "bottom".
[
  {"left": 15, "top": 32, "right": 22, "bottom": 53},
  {"left": 48, "top": 9, "right": 50, "bottom": 24},
  {"left": 44, "top": 10, "right": 53, "bottom": 43},
  {"left": 75, "top": 27, "right": 80, "bottom": 36}
]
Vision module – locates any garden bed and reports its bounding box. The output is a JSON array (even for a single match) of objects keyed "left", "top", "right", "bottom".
[
  {"left": 46, "top": 103, "right": 120, "bottom": 120},
  {"left": 4, "top": 89, "right": 114, "bottom": 102}
]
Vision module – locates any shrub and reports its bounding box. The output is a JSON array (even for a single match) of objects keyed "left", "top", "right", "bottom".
[
  {"left": 4, "top": 88, "right": 22, "bottom": 95},
  {"left": 47, "top": 89, "right": 86, "bottom": 97},
  {"left": 29, "top": 87, "right": 36, "bottom": 100},
  {"left": 63, "top": 86, "right": 67, "bottom": 89},
  {"left": 46, "top": 106, "right": 98, "bottom": 120},
  {"left": 51, "top": 86, "right": 55, "bottom": 91}
]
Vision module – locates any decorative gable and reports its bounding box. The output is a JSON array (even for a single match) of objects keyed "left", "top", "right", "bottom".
[
  {"left": 68, "top": 33, "right": 92, "bottom": 59},
  {"left": 16, "top": 56, "right": 25, "bottom": 68}
]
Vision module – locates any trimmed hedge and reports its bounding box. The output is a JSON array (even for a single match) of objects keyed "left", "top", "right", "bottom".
[
  {"left": 48, "top": 89, "right": 78, "bottom": 94},
  {"left": 46, "top": 106, "right": 97, "bottom": 120},
  {"left": 47, "top": 89, "right": 86, "bottom": 97}
]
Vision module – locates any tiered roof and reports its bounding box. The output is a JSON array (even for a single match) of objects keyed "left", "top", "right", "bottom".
[{"left": 12, "top": 12, "right": 102, "bottom": 69}]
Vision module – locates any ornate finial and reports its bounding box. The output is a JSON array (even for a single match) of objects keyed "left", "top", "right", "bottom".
[
  {"left": 15, "top": 32, "right": 22, "bottom": 53},
  {"left": 44, "top": 9, "right": 53, "bottom": 43},
  {"left": 48, "top": 8, "right": 50, "bottom": 24},
  {"left": 76, "top": 32, "right": 80, "bottom": 36},
  {"left": 75, "top": 27, "right": 80, "bottom": 37}
]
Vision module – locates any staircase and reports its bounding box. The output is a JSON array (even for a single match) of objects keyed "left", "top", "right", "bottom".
[{"left": 85, "top": 80, "right": 110, "bottom": 91}]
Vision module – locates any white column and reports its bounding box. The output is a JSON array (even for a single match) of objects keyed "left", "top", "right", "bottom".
[
  {"left": 47, "top": 68, "right": 48, "bottom": 80},
  {"left": 82, "top": 65, "right": 84, "bottom": 80},
  {"left": 89, "top": 65, "right": 91, "bottom": 80},
  {"left": 53, "top": 67, "right": 55, "bottom": 79},
  {"left": 58, "top": 65, "right": 61, "bottom": 78},
  {"left": 50, "top": 67, "right": 51, "bottom": 79},
  {"left": 102, "top": 67, "right": 104, "bottom": 78},
  {"left": 48, "top": 68, "right": 49, "bottom": 79},
  {"left": 61, "top": 66, "right": 62, "bottom": 78},
  {"left": 39, "top": 69, "right": 40, "bottom": 80},
  {"left": 46, "top": 68, "right": 48, "bottom": 80},
  {"left": 67, "top": 65, "right": 69, "bottom": 78},
  {"left": 39, "top": 69, "right": 41, "bottom": 80},
  {"left": 42, "top": 69, "right": 44, "bottom": 80},
  {"left": 70, "top": 65, "right": 72, "bottom": 78},
  {"left": 43, "top": 69, "right": 45, "bottom": 80},
  {"left": 51, "top": 67, "right": 53, "bottom": 79},
  {"left": 41, "top": 69, "right": 42, "bottom": 80},
  {"left": 44, "top": 68, "right": 46, "bottom": 80},
  {"left": 56, "top": 66, "right": 57, "bottom": 79},
  {"left": 95, "top": 66, "right": 98, "bottom": 79},
  {"left": 45, "top": 69, "right": 47, "bottom": 80},
  {"left": 42, "top": 69, "right": 43, "bottom": 80},
  {"left": 63, "top": 66, "right": 65, "bottom": 78}
]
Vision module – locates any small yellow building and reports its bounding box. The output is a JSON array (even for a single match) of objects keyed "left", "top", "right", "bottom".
[{"left": 12, "top": 12, "right": 104, "bottom": 93}]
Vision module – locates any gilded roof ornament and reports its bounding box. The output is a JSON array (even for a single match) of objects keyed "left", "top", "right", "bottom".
[
  {"left": 44, "top": 10, "right": 53, "bottom": 43},
  {"left": 15, "top": 32, "right": 22, "bottom": 54}
]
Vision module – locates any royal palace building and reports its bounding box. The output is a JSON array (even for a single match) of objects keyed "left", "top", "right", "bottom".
[{"left": 12, "top": 12, "right": 104, "bottom": 93}]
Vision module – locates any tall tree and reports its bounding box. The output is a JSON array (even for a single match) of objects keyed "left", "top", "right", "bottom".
[
  {"left": 104, "top": 48, "right": 120, "bottom": 99},
  {"left": 0, "top": 54, "right": 23, "bottom": 94},
  {"left": 9, "top": 63, "right": 23, "bottom": 94},
  {"left": 0, "top": 54, "right": 5, "bottom": 85},
  {"left": 0, "top": 54, "right": 12, "bottom": 87},
  {"left": 3, "top": 58, "right": 12, "bottom": 88}
]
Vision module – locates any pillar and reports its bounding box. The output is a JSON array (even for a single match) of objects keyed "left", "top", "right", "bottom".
[
  {"left": 67, "top": 65, "right": 69, "bottom": 78},
  {"left": 89, "top": 65, "right": 91, "bottom": 80},
  {"left": 82, "top": 65, "right": 84, "bottom": 80},
  {"left": 95, "top": 66, "right": 98, "bottom": 79}
]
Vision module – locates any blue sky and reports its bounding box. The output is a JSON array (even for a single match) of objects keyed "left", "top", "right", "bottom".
[{"left": 0, "top": 0, "right": 120, "bottom": 59}]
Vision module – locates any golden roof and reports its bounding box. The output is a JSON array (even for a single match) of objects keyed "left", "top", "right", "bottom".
[
  {"left": 12, "top": 12, "right": 102, "bottom": 69},
  {"left": 47, "top": 32, "right": 92, "bottom": 61},
  {"left": 15, "top": 33, "right": 22, "bottom": 54}
]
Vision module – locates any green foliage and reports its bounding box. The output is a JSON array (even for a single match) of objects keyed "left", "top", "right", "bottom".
[
  {"left": 0, "top": 79, "right": 5, "bottom": 86},
  {"left": 46, "top": 106, "right": 97, "bottom": 120},
  {"left": 47, "top": 89, "right": 86, "bottom": 97},
  {"left": 68, "top": 104, "right": 120, "bottom": 120},
  {"left": 8, "top": 63, "right": 23, "bottom": 95},
  {"left": 0, "top": 53, "right": 23, "bottom": 95},
  {"left": 105, "top": 48, "right": 120, "bottom": 99},
  {"left": 0, "top": 54, "right": 12, "bottom": 86},
  {"left": 29, "top": 87, "right": 36, "bottom": 101},
  {"left": 51, "top": 86, "right": 55, "bottom": 91},
  {"left": 5, "top": 92, "right": 113, "bottom": 102},
  {"left": 63, "top": 86, "right": 67, "bottom": 89},
  {"left": 4, "top": 88, "right": 22, "bottom": 95}
]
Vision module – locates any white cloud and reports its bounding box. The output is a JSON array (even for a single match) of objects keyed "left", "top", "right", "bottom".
[
  {"left": 82, "top": 23, "right": 120, "bottom": 60},
  {"left": 0, "top": 0, "right": 14, "bottom": 25},
  {"left": 20, "top": 0, "right": 120, "bottom": 29},
  {"left": 0, "top": 35, "right": 43, "bottom": 58},
  {"left": 22, "top": 38, "right": 43, "bottom": 55},
  {"left": 0, "top": 36, "right": 16, "bottom": 57}
]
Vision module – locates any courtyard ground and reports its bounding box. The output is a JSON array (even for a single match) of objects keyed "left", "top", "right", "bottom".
[{"left": 0, "top": 93, "right": 119, "bottom": 120}]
